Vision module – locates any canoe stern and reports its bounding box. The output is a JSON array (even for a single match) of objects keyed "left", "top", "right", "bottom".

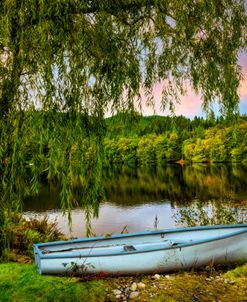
[{"left": 33, "top": 244, "right": 43, "bottom": 274}]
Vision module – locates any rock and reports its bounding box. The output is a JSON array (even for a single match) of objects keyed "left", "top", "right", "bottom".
[
  {"left": 129, "top": 291, "right": 139, "bottom": 299},
  {"left": 130, "top": 282, "right": 137, "bottom": 291},
  {"left": 137, "top": 282, "right": 146, "bottom": 289},
  {"left": 153, "top": 274, "right": 161, "bottom": 279},
  {"left": 165, "top": 274, "right": 175, "bottom": 281},
  {"left": 112, "top": 289, "right": 122, "bottom": 296}
]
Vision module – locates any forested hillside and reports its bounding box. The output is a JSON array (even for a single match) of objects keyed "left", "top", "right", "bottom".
[{"left": 104, "top": 115, "right": 247, "bottom": 164}]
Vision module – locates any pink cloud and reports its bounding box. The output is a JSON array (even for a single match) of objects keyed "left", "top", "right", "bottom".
[
  {"left": 140, "top": 81, "right": 203, "bottom": 117},
  {"left": 239, "top": 52, "right": 247, "bottom": 100},
  {"left": 141, "top": 51, "right": 247, "bottom": 117},
  {"left": 175, "top": 91, "right": 203, "bottom": 117}
]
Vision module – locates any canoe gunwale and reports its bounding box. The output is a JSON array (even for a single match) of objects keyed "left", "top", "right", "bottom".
[
  {"left": 35, "top": 223, "right": 247, "bottom": 247},
  {"left": 34, "top": 224, "right": 247, "bottom": 259}
]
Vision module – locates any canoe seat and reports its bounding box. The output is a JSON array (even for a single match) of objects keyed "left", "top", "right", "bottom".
[{"left": 123, "top": 245, "right": 136, "bottom": 252}]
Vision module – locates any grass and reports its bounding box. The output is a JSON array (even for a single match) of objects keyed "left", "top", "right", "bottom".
[
  {"left": 224, "top": 263, "right": 247, "bottom": 281},
  {"left": 0, "top": 263, "right": 107, "bottom": 302},
  {"left": 1, "top": 262, "right": 247, "bottom": 302}
]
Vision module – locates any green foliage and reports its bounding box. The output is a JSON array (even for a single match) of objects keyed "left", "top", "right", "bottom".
[
  {"left": 103, "top": 117, "right": 247, "bottom": 164},
  {"left": 0, "top": 0, "right": 246, "bottom": 254},
  {"left": 137, "top": 135, "right": 157, "bottom": 164},
  {"left": 3, "top": 215, "right": 64, "bottom": 260},
  {"left": 0, "top": 111, "right": 104, "bottom": 255},
  {"left": 1, "top": 0, "right": 244, "bottom": 118}
]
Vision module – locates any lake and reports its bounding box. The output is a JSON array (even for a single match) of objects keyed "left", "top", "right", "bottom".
[{"left": 23, "top": 163, "right": 247, "bottom": 237}]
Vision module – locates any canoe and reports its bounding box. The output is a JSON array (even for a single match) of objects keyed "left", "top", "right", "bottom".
[{"left": 34, "top": 224, "right": 247, "bottom": 275}]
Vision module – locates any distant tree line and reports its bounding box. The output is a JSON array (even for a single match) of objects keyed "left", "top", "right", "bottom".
[{"left": 104, "top": 114, "right": 247, "bottom": 164}]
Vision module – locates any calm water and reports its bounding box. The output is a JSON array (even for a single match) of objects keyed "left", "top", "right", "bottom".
[{"left": 23, "top": 163, "right": 247, "bottom": 237}]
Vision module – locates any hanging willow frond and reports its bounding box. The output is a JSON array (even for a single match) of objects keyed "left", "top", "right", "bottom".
[{"left": 0, "top": 1, "right": 246, "bottom": 251}]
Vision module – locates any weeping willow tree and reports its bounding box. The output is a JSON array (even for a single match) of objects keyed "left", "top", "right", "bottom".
[{"left": 0, "top": 0, "right": 246, "bottom": 256}]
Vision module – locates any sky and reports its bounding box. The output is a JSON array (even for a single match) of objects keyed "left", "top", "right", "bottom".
[
  {"left": 147, "top": 0, "right": 247, "bottom": 118},
  {"left": 142, "top": 51, "right": 247, "bottom": 118},
  {"left": 142, "top": 0, "right": 247, "bottom": 118}
]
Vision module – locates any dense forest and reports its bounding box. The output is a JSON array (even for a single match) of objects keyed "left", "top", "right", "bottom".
[
  {"left": 6, "top": 112, "right": 247, "bottom": 173},
  {"left": 104, "top": 114, "right": 247, "bottom": 164}
]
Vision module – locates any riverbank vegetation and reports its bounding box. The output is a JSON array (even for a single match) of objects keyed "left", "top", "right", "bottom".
[
  {"left": 1, "top": 262, "right": 246, "bottom": 302},
  {"left": 1, "top": 215, "right": 65, "bottom": 262},
  {"left": 0, "top": 197, "right": 246, "bottom": 301},
  {"left": 1, "top": 199, "right": 246, "bottom": 301}
]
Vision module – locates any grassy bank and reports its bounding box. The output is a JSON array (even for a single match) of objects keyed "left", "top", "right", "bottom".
[
  {"left": 1, "top": 217, "right": 246, "bottom": 301},
  {"left": 0, "top": 262, "right": 246, "bottom": 302},
  {"left": 0, "top": 263, "right": 106, "bottom": 302}
]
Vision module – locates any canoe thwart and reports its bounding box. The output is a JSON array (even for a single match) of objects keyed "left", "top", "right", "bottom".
[{"left": 123, "top": 245, "right": 136, "bottom": 252}]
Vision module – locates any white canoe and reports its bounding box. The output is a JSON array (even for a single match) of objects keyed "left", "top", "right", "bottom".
[{"left": 34, "top": 224, "right": 247, "bottom": 275}]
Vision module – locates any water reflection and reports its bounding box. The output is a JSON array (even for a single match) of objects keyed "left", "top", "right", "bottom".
[
  {"left": 24, "top": 202, "right": 175, "bottom": 237},
  {"left": 23, "top": 164, "right": 247, "bottom": 237},
  {"left": 103, "top": 163, "right": 247, "bottom": 205}
]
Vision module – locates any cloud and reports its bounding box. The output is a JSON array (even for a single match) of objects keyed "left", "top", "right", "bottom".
[
  {"left": 174, "top": 91, "right": 203, "bottom": 118},
  {"left": 239, "top": 52, "right": 247, "bottom": 100},
  {"left": 138, "top": 81, "right": 204, "bottom": 117},
  {"left": 142, "top": 51, "right": 247, "bottom": 117}
]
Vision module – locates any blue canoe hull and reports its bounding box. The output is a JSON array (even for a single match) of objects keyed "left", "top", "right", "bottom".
[{"left": 34, "top": 224, "right": 247, "bottom": 275}]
